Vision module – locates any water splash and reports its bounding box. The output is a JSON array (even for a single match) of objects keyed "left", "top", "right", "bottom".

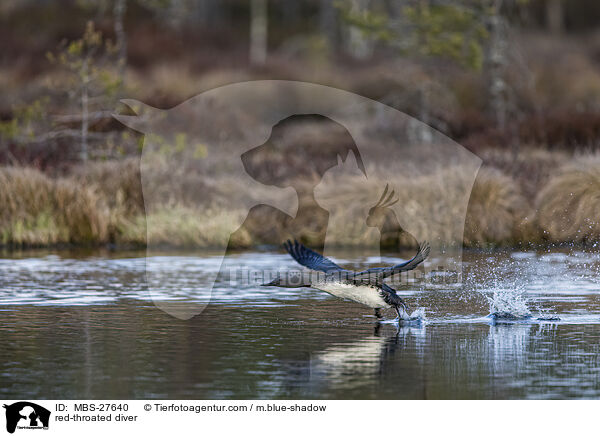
[
  {"left": 463, "top": 250, "right": 566, "bottom": 321},
  {"left": 399, "top": 307, "right": 426, "bottom": 324},
  {"left": 405, "top": 307, "right": 427, "bottom": 321},
  {"left": 378, "top": 307, "right": 426, "bottom": 325},
  {"left": 465, "top": 250, "right": 566, "bottom": 321},
  {"left": 486, "top": 288, "right": 532, "bottom": 321},
  {"left": 534, "top": 306, "right": 561, "bottom": 321}
]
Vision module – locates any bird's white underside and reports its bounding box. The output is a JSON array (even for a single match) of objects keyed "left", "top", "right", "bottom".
[{"left": 314, "top": 283, "right": 389, "bottom": 309}]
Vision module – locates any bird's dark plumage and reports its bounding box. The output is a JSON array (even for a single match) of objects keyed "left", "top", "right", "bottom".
[
  {"left": 272, "top": 239, "right": 430, "bottom": 320},
  {"left": 283, "top": 239, "right": 345, "bottom": 273},
  {"left": 283, "top": 239, "right": 429, "bottom": 282},
  {"left": 354, "top": 242, "right": 430, "bottom": 280}
]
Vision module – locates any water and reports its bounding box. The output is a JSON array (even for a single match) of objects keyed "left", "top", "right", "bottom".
[{"left": 1, "top": 248, "right": 600, "bottom": 399}]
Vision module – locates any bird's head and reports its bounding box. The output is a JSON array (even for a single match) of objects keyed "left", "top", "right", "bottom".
[
  {"left": 366, "top": 184, "right": 398, "bottom": 228},
  {"left": 262, "top": 275, "right": 283, "bottom": 287}
]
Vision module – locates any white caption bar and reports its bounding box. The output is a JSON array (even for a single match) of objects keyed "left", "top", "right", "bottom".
[{"left": 0, "top": 400, "right": 593, "bottom": 435}]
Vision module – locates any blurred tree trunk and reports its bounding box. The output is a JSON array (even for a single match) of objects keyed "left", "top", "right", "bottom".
[
  {"left": 489, "top": 0, "right": 507, "bottom": 132},
  {"left": 319, "top": 0, "right": 337, "bottom": 50},
  {"left": 113, "top": 0, "right": 127, "bottom": 87},
  {"left": 488, "top": 0, "right": 523, "bottom": 158},
  {"left": 418, "top": 85, "right": 432, "bottom": 143},
  {"left": 546, "top": 0, "right": 564, "bottom": 34},
  {"left": 195, "top": 0, "right": 224, "bottom": 27},
  {"left": 81, "top": 57, "right": 90, "bottom": 162},
  {"left": 345, "top": 0, "right": 372, "bottom": 59},
  {"left": 250, "top": 0, "right": 268, "bottom": 65},
  {"left": 167, "top": 0, "right": 185, "bottom": 28},
  {"left": 281, "top": 0, "right": 299, "bottom": 22}
]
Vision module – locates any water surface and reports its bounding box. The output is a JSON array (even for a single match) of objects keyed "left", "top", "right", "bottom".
[{"left": 1, "top": 248, "right": 599, "bottom": 399}]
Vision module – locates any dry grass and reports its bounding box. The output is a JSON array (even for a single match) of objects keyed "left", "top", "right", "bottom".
[
  {"left": 0, "top": 167, "right": 109, "bottom": 245},
  {"left": 119, "top": 206, "right": 250, "bottom": 248},
  {"left": 464, "top": 168, "right": 531, "bottom": 246},
  {"left": 315, "top": 164, "right": 479, "bottom": 248},
  {"left": 72, "top": 158, "right": 144, "bottom": 215},
  {"left": 480, "top": 148, "right": 569, "bottom": 199},
  {"left": 536, "top": 153, "right": 600, "bottom": 242},
  {"left": 71, "top": 158, "right": 145, "bottom": 244},
  {"left": 2, "top": 148, "right": 600, "bottom": 248}
]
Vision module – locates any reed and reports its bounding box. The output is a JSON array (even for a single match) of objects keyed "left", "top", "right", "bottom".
[
  {"left": 0, "top": 167, "right": 109, "bottom": 245},
  {"left": 536, "top": 153, "right": 600, "bottom": 243},
  {"left": 0, "top": 149, "right": 599, "bottom": 248},
  {"left": 464, "top": 168, "right": 530, "bottom": 246}
]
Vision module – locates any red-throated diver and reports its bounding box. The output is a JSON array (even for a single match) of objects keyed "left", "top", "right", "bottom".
[{"left": 263, "top": 240, "right": 430, "bottom": 320}]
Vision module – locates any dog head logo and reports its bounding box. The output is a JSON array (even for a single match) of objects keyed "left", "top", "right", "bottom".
[
  {"left": 115, "top": 80, "right": 481, "bottom": 319},
  {"left": 3, "top": 402, "right": 50, "bottom": 434}
]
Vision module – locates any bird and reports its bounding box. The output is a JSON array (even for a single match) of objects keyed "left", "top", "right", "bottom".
[{"left": 262, "top": 239, "right": 430, "bottom": 320}]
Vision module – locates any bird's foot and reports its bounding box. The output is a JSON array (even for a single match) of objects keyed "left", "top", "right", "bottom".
[{"left": 395, "top": 306, "right": 408, "bottom": 321}]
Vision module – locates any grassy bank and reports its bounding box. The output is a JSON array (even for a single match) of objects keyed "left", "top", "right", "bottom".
[{"left": 1, "top": 148, "right": 599, "bottom": 249}]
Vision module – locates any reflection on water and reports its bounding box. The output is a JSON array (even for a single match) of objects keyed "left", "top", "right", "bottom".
[
  {"left": 1, "top": 302, "right": 600, "bottom": 399},
  {"left": 0, "top": 248, "right": 600, "bottom": 399}
]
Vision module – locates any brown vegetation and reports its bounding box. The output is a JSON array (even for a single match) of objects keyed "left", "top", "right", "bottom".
[
  {"left": 536, "top": 153, "right": 600, "bottom": 243},
  {"left": 0, "top": 167, "right": 109, "bottom": 245},
  {"left": 2, "top": 149, "right": 600, "bottom": 248},
  {"left": 2, "top": 1, "right": 600, "bottom": 249},
  {"left": 464, "top": 168, "right": 532, "bottom": 246}
]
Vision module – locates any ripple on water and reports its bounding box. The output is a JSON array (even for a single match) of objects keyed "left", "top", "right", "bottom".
[{"left": 0, "top": 250, "right": 598, "bottom": 325}]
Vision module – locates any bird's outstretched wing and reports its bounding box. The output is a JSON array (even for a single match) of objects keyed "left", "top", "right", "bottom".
[
  {"left": 354, "top": 242, "right": 430, "bottom": 280},
  {"left": 284, "top": 240, "right": 345, "bottom": 273}
]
